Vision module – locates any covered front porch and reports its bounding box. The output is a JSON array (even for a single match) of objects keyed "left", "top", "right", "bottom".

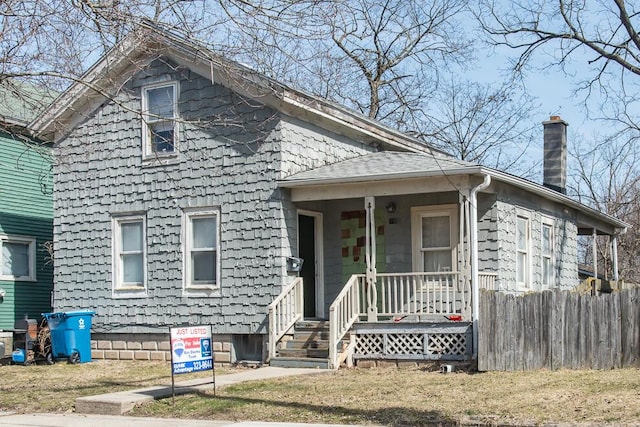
[
  {"left": 270, "top": 153, "right": 493, "bottom": 369},
  {"left": 267, "top": 150, "right": 627, "bottom": 369}
]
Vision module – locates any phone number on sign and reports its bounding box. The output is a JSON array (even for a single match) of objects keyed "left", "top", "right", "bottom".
[{"left": 172, "top": 359, "right": 213, "bottom": 374}]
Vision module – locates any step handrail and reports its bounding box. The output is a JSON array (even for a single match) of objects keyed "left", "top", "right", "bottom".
[
  {"left": 328, "top": 274, "right": 362, "bottom": 369},
  {"left": 268, "top": 277, "right": 304, "bottom": 361}
]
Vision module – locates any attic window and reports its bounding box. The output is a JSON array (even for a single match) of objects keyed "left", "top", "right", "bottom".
[{"left": 142, "top": 82, "right": 178, "bottom": 157}]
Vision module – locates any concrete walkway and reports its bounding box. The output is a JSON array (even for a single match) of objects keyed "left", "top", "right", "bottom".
[
  {"left": 75, "top": 366, "right": 332, "bottom": 415},
  {"left": 0, "top": 413, "right": 371, "bottom": 427}
]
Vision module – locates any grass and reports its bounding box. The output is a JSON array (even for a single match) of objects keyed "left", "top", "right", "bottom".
[
  {"left": 1, "top": 360, "right": 640, "bottom": 426},
  {"left": 0, "top": 360, "right": 224, "bottom": 414},
  {"left": 131, "top": 366, "right": 640, "bottom": 426}
]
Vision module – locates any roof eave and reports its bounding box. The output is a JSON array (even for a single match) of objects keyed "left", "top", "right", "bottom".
[
  {"left": 280, "top": 165, "right": 628, "bottom": 231},
  {"left": 280, "top": 90, "right": 448, "bottom": 155},
  {"left": 488, "top": 169, "right": 630, "bottom": 230},
  {"left": 28, "top": 25, "right": 445, "bottom": 155},
  {"left": 29, "top": 34, "right": 145, "bottom": 142},
  {"left": 278, "top": 166, "right": 483, "bottom": 188}
]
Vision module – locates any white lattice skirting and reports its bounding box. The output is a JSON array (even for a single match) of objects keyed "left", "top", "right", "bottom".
[{"left": 353, "top": 322, "right": 472, "bottom": 361}]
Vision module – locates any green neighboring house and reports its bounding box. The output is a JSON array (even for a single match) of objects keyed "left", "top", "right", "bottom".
[{"left": 0, "top": 83, "right": 53, "bottom": 329}]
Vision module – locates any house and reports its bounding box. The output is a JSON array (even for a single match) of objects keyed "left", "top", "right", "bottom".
[
  {"left": 30, "top": 25, "right": 627, "bottom": 368},
  {"left": 0, "top": 83, "right": 54, "bottom": 336}
]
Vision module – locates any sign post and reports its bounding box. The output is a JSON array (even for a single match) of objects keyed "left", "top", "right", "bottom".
[{"left": 169, "top": 325, "right": 215, "bottom": 402}]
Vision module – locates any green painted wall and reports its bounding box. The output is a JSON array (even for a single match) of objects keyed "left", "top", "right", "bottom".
[
  {"left": 340, "top": 209, "right": 386, "bottom": 284},
  {"left": 0, "top": 130, "right": 53, "bottom": 329}
]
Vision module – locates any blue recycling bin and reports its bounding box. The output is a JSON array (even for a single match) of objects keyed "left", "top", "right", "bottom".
[{"left": 43, "top": 311, "right": 94, "bottom": 363}]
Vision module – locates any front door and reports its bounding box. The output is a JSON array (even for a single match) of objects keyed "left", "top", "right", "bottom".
[{"left": 298, "top": 212, "right": 324, "bottom": 318}]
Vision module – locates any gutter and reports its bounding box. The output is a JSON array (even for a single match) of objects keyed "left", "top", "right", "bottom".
[
  {"left": 469, "top": 173, "right": 491, "bottom": 360},
  {"left": 488, "top": 169, "right": 629, "bottom": 230}
]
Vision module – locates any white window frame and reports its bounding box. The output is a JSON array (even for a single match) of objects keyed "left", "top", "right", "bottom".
[
  {"left": 142, "top": 81, "right": 179, "bottom": 158},
  {"left": 516, "top": 215, "right": 531, "bottom": 289},
  {"left": 541, "top": 218, "right": 555, "bottom": 289},
  {"left": 411, "top": 205, "right": 458, "bottom": 273},
  {"left": 112, "top": 214, "right": 147, "bottom": 296},
  {"left": 0, "top": 235, "right": 36, "bottom": 281},
  {"left": 182, "top": 209, "right": 221, "bottom": 295}
]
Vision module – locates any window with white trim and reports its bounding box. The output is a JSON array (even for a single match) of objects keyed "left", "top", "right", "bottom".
[
  {"left": 0, "top": 235, "right": 36, "bottom": 281},
  {"left": 411, "top": 205, "right": 457, "bottom": 272},
  {"left": 184, "top": 210, "right": 220, "bottom": 291},
  {"left": 541, "top": 220, "right": 554, "bottom": 288},
  {"left": 516, "top": 216, "right": 530, "bottom": 288},
  {"left": 142, "top": 82, "right": 178, "bottom": 156},
  {"left": 112, "top": 215, "right": 146, "bottom": 291}
]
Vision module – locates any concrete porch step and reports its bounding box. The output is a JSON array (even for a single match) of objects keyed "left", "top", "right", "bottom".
[
  {"left": 269, "top": 356, "right": 330, "bottom": 369},
  {"left": 270, "top": 319, "right": 333, "bottom": 368},
  {"left": 284, "top": 339, "right": 329, "bottom": 350},
  {"left": 278, "top": 348, "right": 329, "bottom": 358}
]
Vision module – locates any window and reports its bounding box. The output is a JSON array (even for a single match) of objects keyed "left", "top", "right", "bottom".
[
  {"left": 142, "top": 82, "right": 178, "bottom": 156},
  {"left": 541, "top": 221, "right": 554, "bottom": 288},
  {"left": 411, "top": 205, "right": 457, "bottom": 272},
  {"left": 112, "top": 215, "right": 146, "bottom": 292},
  {"left": 0, "top": 235, "right": 36, "bottom": 281},
  {"left": 184, "top": 210, "right": 220, "bottom": 291},
  {"left": 516, "top": 216, "right": 530, "bottom": 288}
]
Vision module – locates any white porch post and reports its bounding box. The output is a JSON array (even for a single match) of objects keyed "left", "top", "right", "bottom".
[
  {"left": 612, "top": 234, "right": 619, "bottom": 281},
  {"left": 470, "top": 175, "right": 491, "bottom": 359},
  {"left": 592, "top": 228, "right": 598, "bottom": 294},
  {"left": 365, "top": 196, "right": 378, "bottom": 321}
]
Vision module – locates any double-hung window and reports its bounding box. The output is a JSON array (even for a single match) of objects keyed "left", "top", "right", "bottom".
[
  {"left": 541, "top": 220, "right": 554, "bottom": 289},
  {"left": 113, "top": 215, "right": 146, "bottom": 293},
  {"left": 0, "top": 235, "right": 36, "bottom": 281},
  {"left": 516, "top": 216, "right": 530, "bottom": 288},
  {"left": 142, "top": 82, "right": 178, "bottom": 156},
  {"left": 411, "top": 205, "right": 457, "bottom": 272},
  {"left": 184, "top": 210, "right": 220, "bottom": 292}
]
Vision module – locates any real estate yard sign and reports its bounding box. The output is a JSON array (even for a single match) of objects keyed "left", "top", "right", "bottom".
[{"left": 169, "top": 325, "right": 215, "bottom": 400}]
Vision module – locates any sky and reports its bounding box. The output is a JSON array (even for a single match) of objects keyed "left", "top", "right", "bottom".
[{"left": 465, "top": 40, "right": 607, "bottom": 184}]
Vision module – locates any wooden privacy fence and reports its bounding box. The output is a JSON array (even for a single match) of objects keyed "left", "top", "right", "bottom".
[{"left": 478, "top": 288, "right": 640, "bottom": 371}]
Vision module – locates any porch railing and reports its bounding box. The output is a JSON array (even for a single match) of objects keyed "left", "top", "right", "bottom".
[
  {"left": 479, "top": 272, "right": 498, "bottom": 291},
  {"left": 267, "top": 277, "right": 304, "bottom": 361},
  {"left": 373, "top": 272, "right": 466, "bottom": 319},
  {"left": 329, "top": 271, "right": 468, "bottom": 368},
  {"left": 328, "top": 274, "right": 361, "bottom": 369}
]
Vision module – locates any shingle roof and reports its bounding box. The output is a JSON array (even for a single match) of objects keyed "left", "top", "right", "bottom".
[{"left": 280, "top": 151, "right": 481, "bottom": 186}]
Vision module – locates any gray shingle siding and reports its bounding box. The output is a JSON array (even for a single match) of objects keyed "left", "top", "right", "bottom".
[
  {"left": 54, "top": 59, "right": 286, "bottom": 334},
  {"left": 278, "top": 115, "right": 382, "bottom": 310},
  {"left": 54, "top": 58, "right": 386, "bottom": 335},
  {"left": 477, "top": 193, "right": 499, "bottom": 274},
  {"left": 279, "top": 115, "right": 378, "bottom": 179},
  {"left": 490, "top": 186, "right": 578, "bottom": 293}
]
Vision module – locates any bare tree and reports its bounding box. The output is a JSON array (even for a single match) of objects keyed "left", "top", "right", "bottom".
[
  {"left": 476, "top": 1, "right": 640, "bottom": 280},
  {"left": 475, "top": 0, "right": 640, "bottom": 133},
  {"left": 0, "top": 1, "right": 235, "bottom": 111},
  {"left": 322, "top": 0, "right": 470, "bottom": 121},
  {"left": 417, "top": 79, "right": 539, "bottom": 174},
  {"left": 1, "top": 0, "right": 540, "bottom": 175},
  {"left": 228, "top": 0, "right": 540, "bottom": 173},
  {"left": 569, "top": 133, "right": 640, "bottom": 282}
]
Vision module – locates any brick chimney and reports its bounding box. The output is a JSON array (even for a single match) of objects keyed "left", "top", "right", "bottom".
[{"left": 542, "top": 115, "right": 568, "bottom": 194}]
